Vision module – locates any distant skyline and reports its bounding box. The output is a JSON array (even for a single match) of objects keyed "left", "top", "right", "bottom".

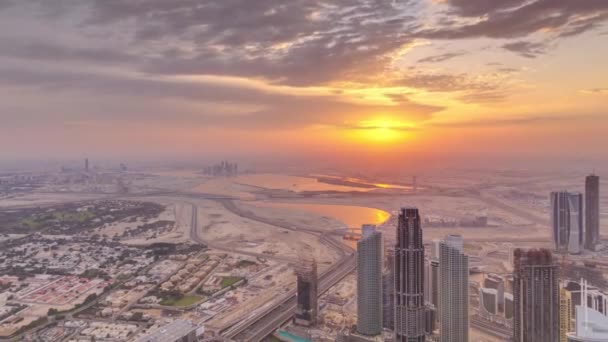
[{"left": 0, "top": 1, "right": 607, "bottom": 168}]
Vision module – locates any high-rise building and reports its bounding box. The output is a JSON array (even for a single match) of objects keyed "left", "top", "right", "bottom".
[
  {"left": 585, "top": 174, "right": 600, "bottom": 251},
  {"left": 424, "top": 259, "right": 439, "bottom": 313},
  {"left": 383, "top": 247, "right": 395, "bottom": 330},
  {"left": 560, "top": 287, "right": 573, "bottom": 342},
  {"left": 484, "top": 274, "right": 506, "bottom": 312},
  {"left": 480, "top": 288, "right": 499, "bottom": 315},
  {"left": 439, "top": 235, "right": 469, "bottom": 342},
  {"left": 294, "top": 261, "right": 318, "bottom": 327},
  {"left": 551, "top": 191, "right": 584, "bottom": 254},
  {"left": 504, "top": 293, "right": 514, "bottom": 320},
  {"left": 394, "top": 207, "right": 427, "bottom": 342},
  {"left": 513, "top": 249, "right": 560, "bottom": 342},
  {"left": 357, "top": 225, "right": 384, "bottom": 336},
  {"left": 85, "top": 158, "right": 89, "bottom": 172}
]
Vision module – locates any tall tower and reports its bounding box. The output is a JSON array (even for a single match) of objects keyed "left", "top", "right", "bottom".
[
  {"left": 551, "top": 191, "right": 583, "bottom": 254},
  {"left": 438, "top": 235, "right": 469, "bottom": 342},
  {"left": 383, "top": 248, "right": 395, "bottom": 330},
  {"left": 585, "top": 174, "right": 600, "bottom": 251},
  {"left": 85, "top": 158, "right": 89, "bottom": 172},
  {"left": 394, "top": 207, "right": 426, "bottom": 342},
  {"left": 513, "top": 249, "right": 560, "bottom": 342},
  {"left": 294, "top": 261, "right": 318, "bottom": 327},
  {"left": 357, "top": 225, "right": 384, "bottom": 336},
  {"left": 559, "top": 287, "right": 572, "bottom": 342}
]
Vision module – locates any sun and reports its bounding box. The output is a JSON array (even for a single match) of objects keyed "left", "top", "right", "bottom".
[{"left": 351, "top": 118, "right": 414, "bottom": 143}]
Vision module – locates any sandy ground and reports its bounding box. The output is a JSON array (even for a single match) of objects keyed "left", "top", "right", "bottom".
[
  {"left": 194, "top": 199, "right": 341, "bottom": 263},
  {"left": 191, "top": 178, "right": 258, "bottom": 200}
]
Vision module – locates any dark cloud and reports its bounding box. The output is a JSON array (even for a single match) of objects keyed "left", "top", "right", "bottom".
[
  {"left": 417, "top": 51, "right": 466, "bottom": 63},
  {"left": 441, "top": 0, "right": 527, "bottom": 17},
  {"left": 0, "top": 65, "right": 441, "bottom": 128},
  {"left": 424, "top": 0, "right": 608, "bottom": 39},
  {"left": 0, "top": 38, "right": 134, "bottom": 64},
  {"left": 76, "top": 0, "right": 420, "bottom": 86},
  {"left": 502, "top": 41, "right": 547, "bottom": 58}
]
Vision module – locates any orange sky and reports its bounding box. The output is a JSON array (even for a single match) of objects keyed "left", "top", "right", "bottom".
[{"left": 0, "top": 1, "right": 607, "bottom": 169}]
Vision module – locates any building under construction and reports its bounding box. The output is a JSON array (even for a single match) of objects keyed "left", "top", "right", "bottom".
[{"left": 294, "top": 261, "right": 318, "bottom": 327}]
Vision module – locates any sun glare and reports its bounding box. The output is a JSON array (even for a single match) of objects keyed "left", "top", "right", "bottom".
[{"left": 351, "top": 118, "right": 414, "bottom": 143}]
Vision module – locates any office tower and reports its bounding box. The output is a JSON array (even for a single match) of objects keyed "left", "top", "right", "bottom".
[
  {"left": 504, "top": 293, "right": 514, "bottom": 320},
  {"left": 513, "top": 249, "right": 559, "bottom": 342},
  {"left": 551, "top": 191, "right": 584, "bottom": 254},
  {"left": 394, "top": 207, "right": 427, "bottom": 342},
  {"left": 383, "top": 248, "right": 395, "bottom": 330},
  {"left": 357, "top": 225, "right": 384, "bottom": 336},
  {"left": 294, "top": 261, "right": 318, "bottom": 327},
  {"left": 585, "top": 174, "right": 600, "bottom": 251},
  {"left": 85, "top": 158, "right": 89, "bottom": 172},
  {"left": 439, "top": 235, "right": 469, "bottom": 342},
  {"left": 424, "top": 260, "right": 439, "bottom": 309},
  {"left": 484, "top": 274, "right": 506, "bottom": 312},
  {"left": 480, "top": 288, "right": 499, "bottom": 315},
  {"left": 560, "top": 288, "right": 573, "bottom": 342}
]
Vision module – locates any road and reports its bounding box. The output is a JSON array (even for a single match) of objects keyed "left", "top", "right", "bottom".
[
  {"left": 225, "top": 254, "right": 356, "bottom": 341},
  {"left": 184, "top": 199, "right": 356, "bottom": 341}
]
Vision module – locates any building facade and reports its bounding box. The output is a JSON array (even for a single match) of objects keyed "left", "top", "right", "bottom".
[
  {"left": 551, "top": 191, "right": 584, "bottom": 254},
  {"left": 384, "top": 248, "right": 395, "bottom": 330},
  {"left": 439, "top": 235, "right": 469, "bottom": 342},
  {"left": 585, "top": 174, "right": 600, "bottom": 251},
  {"left": 561, "top": 288, "right": 573, "bottom": 342},
  {"left": 513, "top": 249, "right": 560, "bottom": 342},
  {"left": 294, "top": 261, "right": 318, "bottom": 327},
  {"left": 394, "top": 207, "right": 427, "bottom": 342},
  {"left": 357, "top": 225, "right": 384, "bottom": 335}
]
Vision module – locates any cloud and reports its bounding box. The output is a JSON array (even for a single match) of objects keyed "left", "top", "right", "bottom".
[
  {"left": 417, "top": 51, "right": 466, "bottom": 63},
  {"left": 0, "top": 65, "right": 442, "bottom": 130},
  {"left": 430, "top": 113, "right": 603, "bottom": 128},
  {"left": 580, "top": 88, "right": 608, "bottom": 95},
  {"left": 502, "top": 41, "right": 547, "bottom": 58},
  {"left": 423, "top": 0, "right": 608, "bottom": 39}
]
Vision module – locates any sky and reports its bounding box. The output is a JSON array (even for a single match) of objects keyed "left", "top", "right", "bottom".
[{"left": 0, "top": 0, "right": 607, "bottom": 169}]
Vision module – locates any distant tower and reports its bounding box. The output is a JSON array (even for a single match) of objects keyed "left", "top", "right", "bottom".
[
  {"left": 357, "top": 225, "right": 384, "bottom": 336},
  {"left": 559, "top": 287, "right": 572, "bottom": 342},
  {"left": 85, "top": 158, "right": 89, "bottom": 172},
  {"left": 394, "top": 208, "right": 426, "bottom": 342},
  {"left": 551, "top": 191, "right": 583, "bottom": 254},
  {"left": 513, "top": 249, "right": 560, "bottom": 342},
  {"left": 294, "top": 261, "right": 318, "bottom": 327},
  {"left": 439, "top": 235, "right": 469, "bottom": 342},
  {"left": 585, "top": 174, "right": 600, "bottom": 251},
  {"left": 383, "top": 248, "right": 395, "bottom": 330}
]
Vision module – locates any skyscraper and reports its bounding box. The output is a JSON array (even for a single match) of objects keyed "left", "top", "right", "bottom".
[
  {"left": 560, "top": 287, "right": 573, "bottom": 342},
  {"left": 585, "top": 174, "right": 600, "bottom": 251},
  {"left": 394, "top": 207, "right": 426, "bottom": 342},
  {"left": 294, "top": 261, "right": 318, "bottom": 327},
  {"left": 513, "top": 249, "right": 560, "bottom": 342},
  {"left": 357, "top": 225, "right": 384, "bottom": 335},
  {"left": 439, "top": 235, "right": 469, "bottom": 342},
  {"left": 551, "top": 191, "right": 584, "bottom": 254},
  {"left": 85, "top": 158, "right": 89, "bottom": 172},
  {"left": 383, "top": 248, "right": 395, "bottom": 330}
]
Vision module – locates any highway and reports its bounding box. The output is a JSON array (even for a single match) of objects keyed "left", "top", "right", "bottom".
[
  {"left": 184, "top": 199, "right": 356, "bottom": 341},
  {"left": 225, "top": 254, "right": 356, "bottom": 341}
]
